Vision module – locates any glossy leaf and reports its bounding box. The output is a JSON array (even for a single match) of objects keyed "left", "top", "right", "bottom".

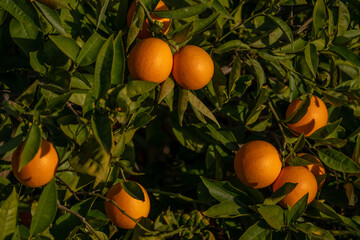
[
  {"left": 287, "top": 194, "right": 308, "bottom": 224},
  {"left": 49, "top": 35, "right": 80, "bottom": 61},
  {"left": 19, "top": 124, "right": 41, "bottom": 172},
  {"left": 0, "top": 188, "right": 18, "bottom": 240},
  {"left": 76, "top": 32, "right": 105, "bottom": 66},
  {"left": 318, "top": 148, "right": 360, "bottom": 173},
  {"left": 35, "top": 1, "right": 66, "bottom": 35},
  {"left": 204, "top": 201, "right": 249, "bottom": 218},
  {"left": 258, "top": 205, "right": 285, "bottom": 230},
  {"left": 263, "top": 183, "right": 297, "bottom": 205},
  {"left": 283, "top": 94, "right": 311, "bottom": 124},
  {"left": 214, "top": 40, "right": 250, "bottom": 54},
  {"left": 121, "top": 181, "right": 145, "bottom": 201}
]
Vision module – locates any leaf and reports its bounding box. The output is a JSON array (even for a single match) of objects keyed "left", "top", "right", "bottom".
[
  {"left": 283, "top": 94, "right": 311, "bottom": 124},
  {"left": 304, "top": 43, "right": 318, "bottom": 78},
  {"left": 239, "top": 221, "right": 271, "bottom": 240},
  {"left": 313, "top": 138, "right": 347, "bottom": 148},
  {"left": 249, "top": 59, "right": 266, "bottom": 94},
  {"left": 329, "top": 46, "right": 360, "bottom": 67},
  {"left": 203, "top": 201, "right": 249, "bottom": 218},
  {"left": 0, "top": 188, "right": 18, "bottom": 240},
  {"left": 309, "top": 118, "right": 342, "bottom": 140},
  {"left": 96, "top": 0, "right": 110, "bottom": 30},
  {"left": 111, "top": 31, "right": 125, "bottom": 85},
  {"left": 318, "top": 148, "right": 360, "bottom": 173},
  {"left": 154, "top": 3, "right": 208, "bottom": 19},
  {"left": 263, "top": 183, "right": 297, "bottom": 205},
  {"left": 267, "top": 15, "right": 294, "bottom": 49},
  {"left": 126, "top": 80, "right": 157, "bottom": 98},
  {"left": 274, "top": 38, "right": 307, "bottom": 53},
  {"left": 34, "top": 1, "right": 66, "bottom": 36},
  {"left": 344, "top": 183, "right": 357, "bottom": 206},
  {"left": 200, "top": 177, "right": 255, "bottom": 205},
  {"left": 126, "top": 3, "right": 144, "bottom": 50},
  {"left": 337, "top": 1, "right": 350, "bottom": 37},
  {"left": 158, "top": 78, "right": 175, "bottom": 104},
  {"left": 192, "top": 13, "right": 219, "bottom": 35},
  {"left": 287, "top": 194, "right": 308, "bottom": 224},
  {"left": 246, "top": 88, "right": 268, "bottom": 125},
  {"left": 214, "top": 40, "right": 250, "bottom": 54},
  {"left": 188, "top": 92, "right": 219, "bottom": 127},
  {"left": 178, "top": 88, "right": 188, "bottom": 127},
  {"left": 91, "top": 113, "right": 112, "bottom": 154},
  {"left": 205, "top": 124, "right": 238, "bottom": 151},
  {"left": 295, "top": 223, "right": 336, "bottom": 240},
  {"left": 49, "top": 35, "right": 80, "bottom": 61},
  {"left": 30, "top": 179, "right": 57, "bottom": 236},
  {"left": 229, "top": 55, "right": 241, "bottom": 94},
  {"left": 76, "top": 32, "right": 105, "bottom": 66},
  {"left": 19, "top": 124, "right": 41, "bottom": 172},
  {"left": 121, "top": 181, "right": 144, "bottom": 201},
  {"left": 172, "top": 122, "right": 206, "bottom": 153},
  {"left": 93, "top": 35, "right": 114, "bottom": 99},
  {"left": 322, "top": 91, "right": 348, "bottom": 107},
  {"left": 313, "top": 0, "right": 326, "bottom": 37},
  {"left": 258, "top": 205, "right": 285, "bottom": 230}
]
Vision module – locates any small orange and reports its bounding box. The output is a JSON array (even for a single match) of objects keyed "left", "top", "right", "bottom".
[
  {"left": 298, "top": 153, "right": 326, "bottom": 189},
  {"left": 234, "top": 140, "right": 282, "bottom": 189},
  {"left": 272, "top": 166, "right": 318, "bottom": 207},
  {"left": 12, "top": 139, "right": 58, "bottom": 188},
  {"left": 126, "top": 0, "right": 171, "bottom": 39},
  {"left": 105, "top": 181, "right": 150, "bottom": 229},
  {"left": 128, "top": 37, "right": 173, "bottom": 83},
  {"left": 286, "top": 95, "right": 328, "bottom": 137},
  {"left": 172, "top": 45, "right": 214, "bottom": 90}
]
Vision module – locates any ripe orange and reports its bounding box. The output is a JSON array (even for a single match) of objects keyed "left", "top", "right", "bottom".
[
  {"left": 105, "top": 181, "right": 150, "bottom": 229},
  {"left": 12, "top": 139, "right": 58, "bottom": 188},
  {"left": 126, "top": 0, "right": 171, "bottom": 39},
  {"left": 286, "top": 95, "right": 328, "bottom": 137},
  {"left": 234, "top": 140, "right": 282, "bottom": 189},
  {"left": 128, "top": 37, "right": 173, "bottom": 83},
  {"left": 172, "top": 45, "right": 214, "bottom": 90},
  {"left": 272, "top": 166, "right": 318, "bottom": 207},
  {"left": 298, "top": 153, "right": 326, "bottom": 189}
]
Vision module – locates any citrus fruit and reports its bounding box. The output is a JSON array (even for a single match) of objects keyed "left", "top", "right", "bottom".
[
  {"left": 298, "top": 153, "right": 326, "bottom": 188},
  {"left": 105, "top": 181, "right": 150, "bottom": 229},
  {"left": 234, "top": 140, "right": 282, "bottom": 189},
  {"left": 128, "top": 37, "right": 173, "bottom": 83},
  {"left": 126, "top": 0, "right": 171, "bottom": 39},
  {"left": 172, "top": 45, "right": 214, "bottom": 90},
  {"left": 285, "top": 95, "right": 328, "bottom": 137},
  {"left": 272, "top": 166, "right": 318, "bottom": 207},
  {"left": 12, "top": 139, "right": 59, "bottom": 188}
]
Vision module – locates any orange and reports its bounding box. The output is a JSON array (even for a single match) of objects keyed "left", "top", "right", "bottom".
[
  {"left": 128, "top": 37, "right": 173, "bottom": 83},
  {"left": 172, "top": 45, "right": 214, "bottom": 90},
  {"left": 12, "top": 139, "right": 59, "bottom": 188},
  {"left": 285, "top": 95, "right": 328, "bottom": 137},
  {"left": 298, "top": 153, "right": 326, "bottom": 188},
  {"left": 234, "top": 140, "right": 282, "bottom": 189},
  {"left": 272, "top": 166, "right": 318, "bottom": 207},
  {"left": 105, "top": 181, "right": 150, "bottom": 229},
  {"left": 126, "top": 0, "right": 171, "bottom": 39}
]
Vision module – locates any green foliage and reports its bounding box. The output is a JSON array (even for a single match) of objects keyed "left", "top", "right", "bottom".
[{"left": 1, "top": 0, "right": 360, "bottom": 239}]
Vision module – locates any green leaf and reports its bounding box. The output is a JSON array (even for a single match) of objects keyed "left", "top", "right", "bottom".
[
  {"left": 337, "top": 1, "right": 350, "bottom": 37},
  {"left": 318, "top": 148, "right": 360, "bottom": 173},
  {"left": 126, "top": 80, "right": 157, "bottom": 98},
  {"left": 91, "top": 113, "right": 112, "bottom": 154},
  {"left": 19, "top": 124, "right": 41, "bottom": 172},
  {"left": 246, "top": 88, "right": 268, "bottom": 125},
  {"left": 263, "top": 183, "right": 297, "bottom": 205},
  {"left": 283, "top": 94, "right": 311, "bottom": 124},
  {"left": 76, "top": 32, "right": 105, "bottom": 66},
  {"left": 30, "top": 179, "right": 57, "bottom": 236},
  {"left": 329, "top": 46, "right": 360, "bottom": 67},
  {"left": 313, "top": 0, "right": 326, "bottom": 37},
  {"left": 188, "top": 92, "right": 219, "bottom": 127},
  {"left": 205, "top": 124, "right": 238, "bottom": 151},
  {"left": 191, "top": 13, "right": 219, "bottom": 35},
  {"left": 49, "top": 35, "right": 80, "bottom": 61},
  {"left": 309, "top": 118, "right": 342, "bottom": 140},
  {"left": 322, "top": 91, "right": 348, "bottom": 107},
  {"left": 154, "top": 3, "right": 208, "bottom": 19},
  {"left": 239, "top": 221, "right": 271, "bottom": 240},
  {"left": 313, "top": 138, "right": 347, "bottom": 148},
  {"left": 172, "top": 122, "right": 206, "bottom": 153},
  {"left": 267, "top": 15, "right": 294, "bottom": 48},
  {"left": 214, "top": 40, "right": 250, "bottom": 54},
  {"left": 121, "top": 181, "right": 144, "bottom": 201},
  {"left": 158, "top": 78, "right": 175, "bottom": 104},
  {"left": 96, "top": 0, "right": 110, "bottom": 30},
  {"left": 0, "top": 188, "right": 18, "bottom": 240},
  {"left": 178, "top": 88, "right": 188, "bottom": 127},
  {"left": 258, "top": 205, "right": 285, "bottom": 230},
  {"left": 34, "top": 1, "right": 66, "bottom": 36},
  {"left": 203, "top": 201, "right": 249, "bottom": 218},
  {"left": 229, "top": 55, "right": 241, "bottom": 94},
  {"left": 304, "top": 43, "right": 318, "bottom": 78},
  {"left": 274, "top": 38, "right": 307, "bottom": 53},
  {"left": 295, "top": 223, "right": 335, "bottom": 240},
  {"left": 111, "top": 31, "right": 125, "bottom": 85},
  {"left": 126, "top": 3, "right": 144, "bottom": 50},
  {"left": 93, "top": 35, "right": 114, "bottom": 99},
  {"left": 287, "top": 194, "right": 308, "bottom": 224},
  {"left": 249, "top": 59, "right": 266, "bottom": 93}
]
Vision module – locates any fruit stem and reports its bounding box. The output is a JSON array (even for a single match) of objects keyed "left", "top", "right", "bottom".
[{"left": 57, "top": 201, "right": 101, "bottom": 240}]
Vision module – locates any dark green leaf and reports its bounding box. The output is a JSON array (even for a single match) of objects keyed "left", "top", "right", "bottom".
[
  {"left": 287, "top": 194, "right": 308, "bottom": 224},
  {"left": 91, "top": 113, "right": 112, "bottom": 154},
  {"left": 30, "top": 179, "right": 57, "bottom": 236},
  {"left": 322, "top": 91, "right": 348, "bottom": 107},
  {"left": 126, "top": 80, "right": 157, "bottom": 98},
  {"left": 19, "top": 124, "right": 41, "bottom": 172},
  {"left": 329, "top": 46, "right": 360, "bottom": 67},
  {"left": 283, "top": 94, "right": 311, "bottom": 124},
  {"left": 35, "top": 1, "right": 66, "bottom": 36},
  {"left": 76, "top": 32, "right": 105, "bottom": 66},
  {"left": 267, "top": 15, "right": 294, "bottom": 48},
  {"left": 206, "top": 124, "right": 238, "bottom": 151},
  {"left": 188, "top": 92, "right": 219, "bottom": 127},
  {"left": 154, "top": 3, "right": 208, "bottom": 19},
  {"left": 309, "top": 118, "right": 342, "bottom": 140},
  {"left": 246, "top": 88, "right": 268, "bottom": 125},
  {"left": 204, "top": 201, "right": 249, "bottom": 218},
  {"left": 121, "top": 181, "right": 144, "bottom": 201},
  {"left": 239, "top": 221, "right": 271, "bottom": 240},
  {"left": 126, "top": 3, "right": 144, "bottom": 50},
  {"left": 263, "top": 183, "right": 297, "bottom": 205},
  {"left": 313, "top": 0, "right": 326, "bottom": 37},
  {"left": 49, "top": 35, "right": 80, "bottom": 61},
  {"left": 274, "top": 38, "right": 307, "bottom": 53},
  {"left": 318, "top": 148, "right": 360, "bottom": 173},
  {"left": 258, "top": 205, "right": 284, "bottom": 230},
  {"left": 304, "top": 43, "right": 318, "bottom": 77},
  {"left": 214, "top": 40, "right": 250, "bottom": 54},
  {"left": 111, "top": 31, "right": 125, "bottom": 85},
  {"left": 158, "top": 78, "right": 174, "bottom": 104},
  {"left": 178, "top": 88, "right": 188, "bottom": 127},
  {"left": 0, "top": 188, "right": 18, "bottom": 240}
]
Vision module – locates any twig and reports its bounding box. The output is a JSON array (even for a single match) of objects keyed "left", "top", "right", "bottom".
[
  {"left": 147, "top": 189, "right": 212, "bottom": 206},
  {"left": 57, "top": 201, "right": 101, "bottom": 240},
  {"left": 55, "top": 176, "right": 81, "bottom": 201},
  {"left": 67, "top": 102, "right": 79, "bottom": 116},
  {"left": 296, "top": 17, "right": 313, "bottom": 34}
]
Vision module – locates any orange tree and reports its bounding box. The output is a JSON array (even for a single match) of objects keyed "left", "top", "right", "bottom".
[{"left": 1, "top": 0, "right": 360, "bottom": 239}]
